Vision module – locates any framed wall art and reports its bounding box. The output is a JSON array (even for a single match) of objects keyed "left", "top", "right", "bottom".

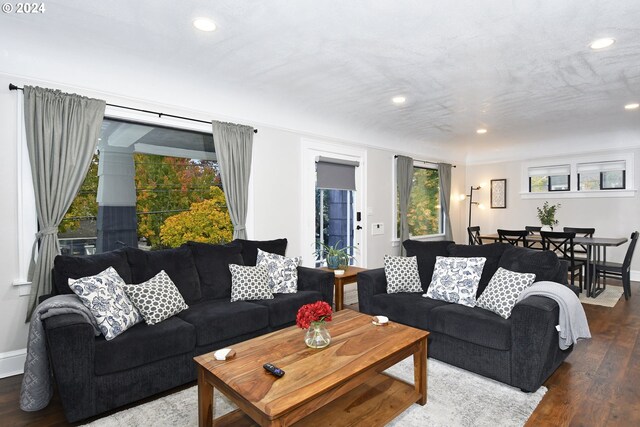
[{"left": 490, "top": 179, "right": 507, "bottom": 209}]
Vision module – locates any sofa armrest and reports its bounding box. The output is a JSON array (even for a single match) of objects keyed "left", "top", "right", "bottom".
[
  {"left": 297, "top": 266, "right": 334, "bottom": 306},
  {"left": 356, "top": 268, "right": 387, "bottom": 315}
]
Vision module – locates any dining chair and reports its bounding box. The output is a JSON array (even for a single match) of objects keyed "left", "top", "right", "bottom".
[
  {"left": 497, "top": 229, "right": 529, "bottom": 247},
  {"left": 563, "top": 227, "right": 595, "bottom": 260},
  {"left": 467, "top": 226, "right": 483, "bottom": 245},
  {"left": 594, "top": 231, "right": 638, "bottom": 300},
  {"left": 525, "top": 226, "right": 543, "bottom": 250},
  {"left": 541, "top": 231, "right": 584, "bottom": 289}
]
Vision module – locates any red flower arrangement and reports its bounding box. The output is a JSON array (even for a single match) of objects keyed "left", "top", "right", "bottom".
[{"left": 296, "top": 301, "right": 332, "bottom": 329}]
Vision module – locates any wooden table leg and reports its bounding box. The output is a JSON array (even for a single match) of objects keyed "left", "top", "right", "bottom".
[
  {"left": 198, "top": 367, "right": 214, "bottom": 427},
  {"left": 334, "top": 282, "right": 344, "bottom": 311},
  {"left": 413, "top": 338, "right": 427, "bottom": 405}
]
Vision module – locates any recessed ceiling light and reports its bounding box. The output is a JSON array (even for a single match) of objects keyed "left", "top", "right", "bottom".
[
  {"left": 624, "top": 103, "right": 639, "bottom": 110},
  {"left": 392, "top": 96, "right": 406, "bottom": 105},
  {"left": 193, "top": 17, "right": 217, "bottom": 32},
  {"left": 476, "top": 128, "right": 487, "bottom": 134},
  {"left": 589, "top": 38, "right": 615, "bottom": 50}
]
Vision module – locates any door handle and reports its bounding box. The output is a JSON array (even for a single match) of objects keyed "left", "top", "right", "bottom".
[{"left": 356, "top": 225, "right": 363, "bottom": 230}]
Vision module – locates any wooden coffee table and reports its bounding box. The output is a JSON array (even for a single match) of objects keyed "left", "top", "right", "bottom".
[{"left": 194, "top": 310, "right": 428, "bottom": 426}]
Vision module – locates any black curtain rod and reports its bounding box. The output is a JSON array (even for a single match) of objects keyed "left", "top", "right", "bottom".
[
  {"left": 9, "top": 83, "right": 258, "bottom": 133},
  {"left": 394, "top": 154, "right": 456, "bottom": 167}
]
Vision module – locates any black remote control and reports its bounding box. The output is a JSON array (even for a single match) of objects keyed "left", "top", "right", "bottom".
[{"left": 263, "top": 363, "right": 285, "bottom": 378}]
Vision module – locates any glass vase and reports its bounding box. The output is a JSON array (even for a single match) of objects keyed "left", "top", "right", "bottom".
[{"left": 304, "top": 321, "right": 331, "bottom": 349}]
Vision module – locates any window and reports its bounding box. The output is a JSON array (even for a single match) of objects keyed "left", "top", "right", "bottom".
[
  {"left": 577, "top": 161, "right": 626, "bottom": 191},
  {"left": 59, "top": 118, "right": 232, "bottom": 254},
  {"left": 528, "top": 165, "right": 570, "bottom": 192},
  {"left": 398, "top": 165, "right": 441, "bottom": 237}
]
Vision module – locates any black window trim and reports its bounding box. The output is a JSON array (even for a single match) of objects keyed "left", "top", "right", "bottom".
[{"left": 577, "top": 170, "right": 626, "bottom": 191}]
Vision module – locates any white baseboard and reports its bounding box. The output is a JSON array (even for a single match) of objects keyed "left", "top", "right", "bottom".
[
  {"left": 632, "top": 270, "right": 640, "bottom": 282},
  {"left": 0, "top": 348, "right": 26, "bottom": 378}
]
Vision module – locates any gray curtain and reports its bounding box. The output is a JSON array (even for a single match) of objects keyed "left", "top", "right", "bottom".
[
  {"left": 396, "top": 155, "right": 414, "bottom": 255},
  {"left": 212, "top": 120, "right": 254, "bottom": 239},
  {"left": 438, "top": 163, "right": 454, "bottom": 240},
  {"left": 24, "top": 86, "right": 106, "bottom": 320}
]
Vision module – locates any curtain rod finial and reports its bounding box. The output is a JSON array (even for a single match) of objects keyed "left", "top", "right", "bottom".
[{"left": 9, "top": 83, "right": 19, "bottom": 91}]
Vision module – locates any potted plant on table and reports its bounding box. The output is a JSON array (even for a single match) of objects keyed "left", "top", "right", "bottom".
[
  {"left": 537, "top": 201, "right": 561, "bottom": 231},
  {"left": 314, "top": 241, "right": 356, "bottom": 270}
]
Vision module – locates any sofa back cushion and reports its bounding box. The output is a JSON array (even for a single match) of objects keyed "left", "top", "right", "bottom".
[
  {"left": 233, "top": 238, "right": 288, "bottom": 266},
  {"left": 185, "top": 241, "right": 244, "bottom": 300},
  {"left": 447, "top": 243, "right": 510, "bottom": 296},
  {"left": 53, "top": 249, "right": 132, "bottom": 295},
  {"left": 498, "top": 246, "right": 565, "bottom": 283},
  {"left": 125, "top": 246, "right": 202, "bottom": 304},
  {"left": 402, "top": 240, "right": 454, "bottom": 291}
]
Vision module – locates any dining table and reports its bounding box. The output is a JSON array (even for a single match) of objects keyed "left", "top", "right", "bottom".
[{"left": 479, "top": 233, "right": 628, "bottom": 298}]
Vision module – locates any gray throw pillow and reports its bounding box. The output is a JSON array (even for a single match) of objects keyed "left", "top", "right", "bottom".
[
  {"left": 122, "top": 270, "right": 188, "bottom": 325},
  {"left": 229, "top": 264, "right": 274, "bottom": 302},
  {"left": 424, "top": 256, "right": 486, "bottom": 307},
  {"left": 256, "top": 249, "right": 301, "bottom": 293},
  {"left": 476, "top": 267, "right": 536, "bottom": 319},
  {"left": 384, "top": 255, "right": 423, "bottom": 293}
]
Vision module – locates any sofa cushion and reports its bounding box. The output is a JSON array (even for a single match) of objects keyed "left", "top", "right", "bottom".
[
  {"left": 447, "top": 243, "right": 510, "bottom": 296},
  {"left": 229, "top": 264, "right": 274, "bottom": 302},
  {"left": 256, "top": 249, "right": 301, "bottom": 293},
  {"left": 425, "top": 256, "right": 486, "bottom": 307},
  {"left": 384, "top": 255, "right": 422, "bottom": 293},
  {"left": 125, "top": 247, "right": 202, "bottom": 304},
  {"left": 186, "top": 241, "right": 244, "bottom": 300},
  {"left": 233, "top": 238, "right": 288, "bottom": 266},
  {"left": 94, "top": 315, "right": 196, "bottom": 375},
  {"left": 429, "top": 303, "right": 512, "bottom": 351},
  {"left": 122, "top": 270, "right": 188, "bottom": 325},
  {"left": 53, "top": 249, "right": 132, "bottom": 296},
  {"left": 498, "top": 246, "right": 565, "bottom": 283},
  {"left": 69, "top": 267, "right": 142, "bottom": 340},
  {"left": 402, "top": 240, "right": 455, "bottom": 291},
  {"left": 177, "top": 299, "right": 269, "bottom": 346},
  {"left": 476, "top": 268, "right": 536, "bottom": 319},
  {"left": 252, "top": 291, "right": 324, "bottom": 328},
  {"left": 368, "top": 293, "right": 451, "bottom": 330}
]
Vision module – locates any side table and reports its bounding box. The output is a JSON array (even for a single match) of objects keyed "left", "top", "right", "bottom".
[{"left": 319, "top": 266, "right": 368, "bottom": 311}]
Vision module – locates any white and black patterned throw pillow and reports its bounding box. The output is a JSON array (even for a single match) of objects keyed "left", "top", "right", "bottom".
[
  {"left": 256, "top": 249, "right": 301, "bottom": 293},
  {"left": 476, "top": 267, "right": 536, "bottom": 319},
  {"left": 384, "top": 255, "right": 423, "bottom": 293},
  {"left": 229, "top": 264, "right": 274, "bottom": 302},
  {"left": 122, "top": 270, "right": 188, "bottom": 325},
  {"left": 425, "top": 256, "right": 486, "bottom": 307},
  {"left": 69, "top": 267, "right": 142, "bottom": 340}
]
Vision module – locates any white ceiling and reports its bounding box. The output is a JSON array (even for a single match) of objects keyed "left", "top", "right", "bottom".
[{"left": 2, "top": 0, "right": 640, "bottom": 160}]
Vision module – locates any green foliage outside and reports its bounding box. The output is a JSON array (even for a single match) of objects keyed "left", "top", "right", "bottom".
[{"left": 405, "top": 167, "right": 441, "bottom": 236}]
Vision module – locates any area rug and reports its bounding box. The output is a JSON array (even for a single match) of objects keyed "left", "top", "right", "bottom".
[
  {"left": 82, "top": 357, "right": 546, "bottom": 427},
  {"left": 579, "top": 286, "right": 624, "bottom": 307}
]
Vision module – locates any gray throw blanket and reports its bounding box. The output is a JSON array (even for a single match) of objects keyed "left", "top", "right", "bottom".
[
  {"left": 20, "top": 294, "right": 100, "bottom": 411},
  {"left": 517, "top": 281, "right": 591, "bottom": 350}
]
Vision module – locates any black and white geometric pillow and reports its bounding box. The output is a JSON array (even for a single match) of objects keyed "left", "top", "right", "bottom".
[
  {"left": 384, "top": 255, "right": 423, "bottom": 293},
  {"left": 256, "top": 249, "right": 301, "bottom": 293},
  {"left": 476, "top": 267, "right": 536, "bottom": 319},
  {"left": 425, "top": 256, "right": 486, "bottom": 307},
  {"left": 229, "top": 264, "right": 274, "bottom": 302},
  {"left": 69, "top": 266, "right": 142, "bottom": 340},
  {"left": 122, "top": 270, "right": 188, "bottom": 325}
]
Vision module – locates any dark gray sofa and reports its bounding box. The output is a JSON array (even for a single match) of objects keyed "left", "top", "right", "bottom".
[
  {"left": 44, "top": 238, "right": 334, "bottom": 422},
  {"left": 357, "top": 241, "right": 575, "bottom": 392}
]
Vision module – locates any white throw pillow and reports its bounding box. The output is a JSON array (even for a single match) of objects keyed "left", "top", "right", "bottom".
[
  {"left": 424, "top": 256, "right": 486, "bottom": 307},
  {"left": 122, "top": 270, "right": 188, "bottom": 325},
  {"left": 229, "top": 264, "right": 274, "bottom": 302},
  {"left": 69, "top": 267, "right": 142, "bottom": 340},
  {"left": 384, "top": 255, "right": 423, "bottom": 293},
  {"left": 256, "top": 248, "right": 301, "bottom": 293},
  {"left": 476, "top": 267, "right": 536, "bottom": 319}
]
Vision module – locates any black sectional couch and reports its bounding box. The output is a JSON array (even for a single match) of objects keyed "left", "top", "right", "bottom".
[
  {"left": 358, "top": 241, "right": 576, "bottom": 392},
  {"left": 44, "top": 239, "right": 334, "bottom": 422}
]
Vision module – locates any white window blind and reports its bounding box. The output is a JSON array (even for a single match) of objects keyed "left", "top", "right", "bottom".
[
  {"left": 577, "top": 161, "right": 626, "bottom": 173},
  {"left": 528, "top": 165, "right": 570, "bottom": 177}
]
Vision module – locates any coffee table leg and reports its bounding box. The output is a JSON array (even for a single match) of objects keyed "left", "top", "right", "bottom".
[
  {"left": 198, "top": 367, "right": 214, "bottom": 427},
  {"left": 413, "top": 338, "right": 427, "bottom": 405}
]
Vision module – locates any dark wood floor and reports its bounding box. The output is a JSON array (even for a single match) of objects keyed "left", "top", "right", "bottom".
[{"left": 1, "top": 281, "right": 638, "bottom": 427}]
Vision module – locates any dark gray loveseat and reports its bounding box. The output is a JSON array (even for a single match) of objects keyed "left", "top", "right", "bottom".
[
  {"left": 357, "top": 241, "right": 575, "bottom": 392},
  {"left": 44, "top": 238, "right": 333, "bottom": 422}
]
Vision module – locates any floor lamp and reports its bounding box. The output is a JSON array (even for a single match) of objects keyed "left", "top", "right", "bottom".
[{"left": 467, "top": 186, "right": 481, "bottom": 244}]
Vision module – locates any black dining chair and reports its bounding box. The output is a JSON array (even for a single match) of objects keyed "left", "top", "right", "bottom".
[
  {"left": 497, "top": 229, "right": 529, "bottom": 247},
  {"left": 563, "top": 227, "right": 595, "bottom": 260},
  {"left": 467, "top": 226, "right": 483, "bottom": 245},
  {"left": 525, "top": 226, "right": 543, "bottom": 250},
  {"left": 541, "top": 231, "right": 585, "bottom": 289},
  {"left": 594, "top": 231, "right": 638, "bottom": 300}
]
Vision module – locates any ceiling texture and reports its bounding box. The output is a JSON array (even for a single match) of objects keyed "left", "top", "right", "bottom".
[{"left": 2, "top": 0, "right": 640, "bottom": 161}]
